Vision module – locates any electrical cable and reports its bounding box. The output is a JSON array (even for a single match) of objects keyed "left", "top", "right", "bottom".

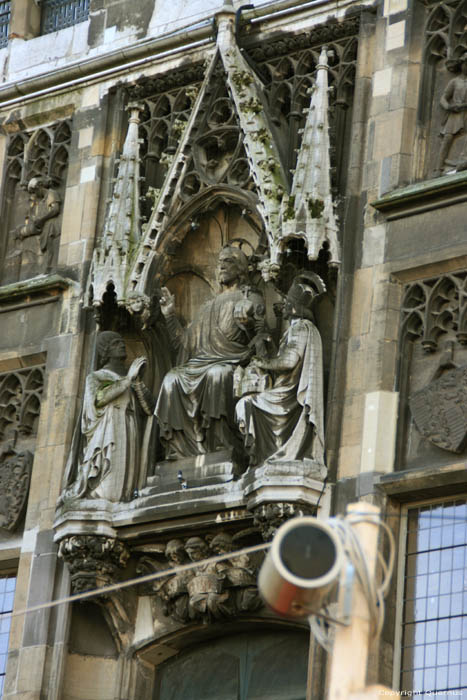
[
  {"left": 2, "top": 542, "right": 270, "bottom": 622},
  {"left": 2, "top": 508, "right": 464, "bottom": 626},
  {"left": 309, "top": 512, "right": 396, "bottom": 651}
]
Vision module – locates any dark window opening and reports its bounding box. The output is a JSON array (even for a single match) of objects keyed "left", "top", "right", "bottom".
[
  {"left": 40, "top": 0, "right": 89, "bottom": 35},
  {"left": 0, "top": 2, "right": 10, "bottom": 49}
]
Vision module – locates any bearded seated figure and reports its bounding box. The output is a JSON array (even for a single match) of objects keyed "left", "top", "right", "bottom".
[{"left": 155, "top": 246, "right": 265, "bottom": 463}]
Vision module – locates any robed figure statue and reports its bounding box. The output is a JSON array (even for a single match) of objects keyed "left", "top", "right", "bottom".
[
  {"left": 155, "top": 246, "right": 265, "bottom": 460},
  {"left": 61, "top": 331, "right": 154, "bottom": 502},
  {"left": 235, "top": 276, "right": 325, "bottom": 467}
]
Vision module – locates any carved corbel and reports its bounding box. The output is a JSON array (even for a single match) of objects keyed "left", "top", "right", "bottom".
[
  {"left": 251, "top": 502, "right": 315, "bottom": 542},
  {"left": 58, "top": 535, "right": 134, "bottom": 652},
  {"left": 135, "top": 531, "right": 262, "bottom": 626}
]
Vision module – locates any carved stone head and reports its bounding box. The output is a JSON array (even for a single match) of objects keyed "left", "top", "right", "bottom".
[
  {"left": 217, "top": 245, "right": 249, "bottom": 286},
  {"left": 165, "top": 538, "right": 187, "bottom": 565},
  {"left": 210, "top": 532, "right": 234, "bottom": 555},
  {"left": 185, "top": 536, "right": 209, "bottom": 562},
  {"left": 96, "top": 331, "right": 126, "bottom": 368}
]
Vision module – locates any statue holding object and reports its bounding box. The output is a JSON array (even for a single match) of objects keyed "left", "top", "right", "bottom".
[
  {"left": 435, "top": 52, "right": 467, "bottom": 176},
  {"left": 235, "top": 275, "right": 325, "bottom": 467},
  {"left": 8, "top": 177, "right": 61, "bottom": 275},
  {"left": 155, "top": 245, "right": 266, "bottom": 460},
  {"left": 61, "top": 331, "right": 154, "bottom": 503}
]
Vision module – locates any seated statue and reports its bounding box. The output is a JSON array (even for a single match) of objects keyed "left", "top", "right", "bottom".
[
  {"left": 235, "top": 276, "right": 325, "bottom": 467},
  {"left": 61, "top": 331, "right": 154, "bottom": 503},
  {"left": 155, "top": 245, "right": 265, "bottom": 460}
]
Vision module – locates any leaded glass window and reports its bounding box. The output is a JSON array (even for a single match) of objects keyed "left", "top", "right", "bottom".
[
  {"left": 0, "top": 573, "right": 16, "bottom": 698},
  {"left": 40, "top": 0, "right": 89, "bottom": 35},
  {"left": 0, "top": 2, "right": 10, "bottom": 49},
  {"left": 398, "top": 498, "right": 467, "bottom": 699}
]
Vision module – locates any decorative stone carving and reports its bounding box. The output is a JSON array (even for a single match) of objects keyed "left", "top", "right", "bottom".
[
  {"left": 252, "top": 502, "right": 315, "bottom": 541},
  {"left": 0, "top": 366, "right": 44, "bottom": 446},
  {"left": 60, "top": 332, "right": 154, "bottom": 503},
  {"left": 8, "top": 177, "right": 61, "bottom": 276},
  {"left": 58, "top": 534, "right": 133, "bottom": 652},
  {"left": 0, "top": 365, "right": 44, "bottom": 530},
  {"left": 434, "top": 53, "right": 467, "bottom": 176},
  {"left": 235, "top": 273, "right": 325, "bottom": 467},
  {"left": 90, "top": 13, "right": 356, "bottom": 302},
  {"left": 279, "top": 46, "right": 340, "bottom": 267},
  {"left": 401, "top": 272, "right": 467, "bottom": 352},
  {"left": 136, "top": 532, "right": 261, "bottom": 624},
  {"left": 155, "top": 246, "right": 266, "bottom": 461},
  {"left": 419, "top": 1, "right": 467, "bottom": 176},
  {"left": 58, "top": 534, "right": 130, "bottom": 594},
  {"left": 86, "top": 104, "right": 145, "bottom": 312},
  {"left": 1, "top": 121, "right": 70, "bottom": 284},
  {"left": 0, "top": 449, "right": 33, "bottom": 531},
  {"left": 398, "top": 271, "right": 467, "bottom": 466},
  {"left": 409, "top": 364, "right": 467, "bottom": 453}
]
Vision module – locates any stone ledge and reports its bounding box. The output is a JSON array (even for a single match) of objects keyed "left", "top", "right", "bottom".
[
  {"left": 376, "top": 461, "right": 467, "bottom": 501},
  {"left": 0, "top": 273, "right": 72, "bottom": 311},
  {"left": 372, "top": 171, "right": 467, "bottom": 220}
]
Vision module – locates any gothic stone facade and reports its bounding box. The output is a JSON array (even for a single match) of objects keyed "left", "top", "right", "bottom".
[{"left": 0, "top": 1, "right": 466, "bottom": 699}]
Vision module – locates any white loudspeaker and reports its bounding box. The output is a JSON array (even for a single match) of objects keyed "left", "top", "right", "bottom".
[{"left": 258, "top": 516, "right": 344, "bottom": 618}]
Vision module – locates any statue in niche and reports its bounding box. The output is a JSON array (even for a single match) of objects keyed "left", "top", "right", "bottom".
[
  {"left": 155, "top": 245, "right": 266, "bottom": 460},
  {"left": 434, "top": 53, "right": 467, "bottom": 176},
  {"left": 7, "top": 177, "right": 61, "bottom": 277},
  {"left": 60, "top": 332, "right": 154, "bottom": 503},
  {"left": 235, "top": 275, "right": 325, "bottom": 467}
]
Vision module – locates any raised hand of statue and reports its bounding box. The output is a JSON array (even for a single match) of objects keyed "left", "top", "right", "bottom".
[
  {"left": 128, "top": 356, "right": 147, "bottom": 382},
  {"left": 159, "top": 287, "right": 175, "bottom": 317}
]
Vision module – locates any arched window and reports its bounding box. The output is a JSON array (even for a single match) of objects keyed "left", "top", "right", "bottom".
[{"left": 153, "top": 630, "right": 308, "bottom": 700}]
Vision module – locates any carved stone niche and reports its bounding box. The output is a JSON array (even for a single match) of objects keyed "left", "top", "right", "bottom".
[
  {"left": 134, "top": 529, "right": 263, "bottom": 628},
  {"left": 0, "top": 365, "right": 44, "bottom": 533},
  {"left": 396, "top": 270, "right": 467, "bottom": 469},
  {"left": 0, "top": 121, "right": 71, "bottom": 285},
  {"left": 420, "top": 0, "right": 467, "bottom": 177}
]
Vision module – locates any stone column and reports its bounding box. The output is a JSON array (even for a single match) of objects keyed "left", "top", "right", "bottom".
[{"left": 9, "top": 0, "right": 41, "bottom": 40}]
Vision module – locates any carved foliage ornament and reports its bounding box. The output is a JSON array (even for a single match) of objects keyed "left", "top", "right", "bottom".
[
  {"left": 58, "top": 535, "right": 130, "bottom": 594},
  {"left": 252, "top": 501, "right": 316, "bottom": 542}
]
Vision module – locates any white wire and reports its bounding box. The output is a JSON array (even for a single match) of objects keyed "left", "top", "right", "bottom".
[
  {"left": 3, "top": 542, "right": 270, "bottom": 622},
  {"left": 309, "top": 513, "right": 396, "bottom": 651}
]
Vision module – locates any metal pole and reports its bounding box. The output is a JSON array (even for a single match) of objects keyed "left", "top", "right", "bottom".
[{"left": 327, "top": 502, "right": 380, "bottom": 700}]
